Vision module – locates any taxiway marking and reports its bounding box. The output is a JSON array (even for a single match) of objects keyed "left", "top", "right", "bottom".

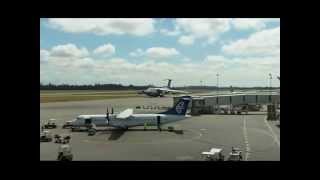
[
  {"left": 243, "top": 116, "right": 251, "bottom": 161},
  {"left": 264, "top": 117, "right": 280, "bottom": 147}
]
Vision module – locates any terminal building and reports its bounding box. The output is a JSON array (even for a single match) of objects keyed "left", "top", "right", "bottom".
[{"left": 174, "top": 92, "right": 280, "bottom": 115}]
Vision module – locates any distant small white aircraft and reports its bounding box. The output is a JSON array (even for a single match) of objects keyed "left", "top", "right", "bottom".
[
  {"left": 71, "top": 96, "right": 192, "bottom": 130},
  {"left": 139, "top": 79, "right": 189, "bottom": 97}
]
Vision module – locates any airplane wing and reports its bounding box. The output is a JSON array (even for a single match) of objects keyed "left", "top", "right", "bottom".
[
  {"left": 116, "top": 108, "right": 133, "bottom": 119},
  {"left": 166, "top": 89, "right": 189, "bottom": 94},
  {"left": 153, "top": 87, "right": 189, "bottom": 95},
  {"left": 156, "top": 87, "right": 168, "bottom": 91},
  {"left": 201, "top": 152, "right": 214, "bottom": 155},
  {"left": 108, "top": 130, "right": 126, "bottom": 141}
]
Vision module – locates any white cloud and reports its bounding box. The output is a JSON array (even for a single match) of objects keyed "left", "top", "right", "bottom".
[
  {"left": 47, "top": 18, "right": 155, "bottom": 36},
  {"left": 182, "top": 57, "right": 191, "bottom": 62},
  {"left": 129, "top": 48, "right": 144, "bottom": 57},
  {"left": 231, "top": 18, "right": 280, "bottom": 30},
  {"left": 204, "top": 55, "right": 228, "bottom": 69},
  {"left": 159, "top": 25, "right": 181, "bottom": 36},
  {"left": 41, "top": 18, "right": 280, "bottom": 86},
  {"left": 175, "top": 18, "right": 231, "bottom": 44},
  {"left": 160, "top": 28, "right": 180, "bottom": 36},
  {"left": 93, "top": 43, "right": 115, "bottom": 57},
  {"left": 205, "top": 55, "right": 280, "bottom": 73},
  {"left": 222, "top": 27, "right": 280, "bottom": 56},
  {"left": 50, "top": 43, "right": 89, "bottom": 58},
  {"left": 173, "top": 18, "right": 280, "bottom": 45},
  {"left": 158, "top": 18, "right": 181, "bottom": 36},
  {"left": 129, "top": 47, "right": 179, "bottom": 59},
  {"left": 145, "top": 47, "right": 179, "bottom": 59},
  {"left": 178, "top": 35, "right": 194, "bottom": 45},
  {"left": 232, "top": 18, "right": 266, "bottom": 30},
  {"left": 40, "top": 49, "right": 50, "bottom": 63},
  {"left": 157, "top": 18, "right": 166, "bottom": 23},
  {"left": 108, "top": 58, "right": 126, "bottom": 64},
  {"left": 41, "top": 47, "right": 279, "bottom": 87}
]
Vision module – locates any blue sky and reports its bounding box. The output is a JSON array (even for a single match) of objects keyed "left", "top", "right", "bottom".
[{"left": 40, "top": 18, "right": 280, "bottom": 87}]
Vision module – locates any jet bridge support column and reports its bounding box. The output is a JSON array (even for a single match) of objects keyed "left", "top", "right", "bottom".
[{"left": 267, "top": 104, "right": 276, "bottom": 120}]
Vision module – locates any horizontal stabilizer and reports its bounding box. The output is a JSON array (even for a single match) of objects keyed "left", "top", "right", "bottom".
[{"left": 116, "top": 109, "right": 133, "bottom": 119}]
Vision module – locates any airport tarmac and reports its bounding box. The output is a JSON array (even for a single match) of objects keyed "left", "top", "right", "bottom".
[{"left": 40, "top": 97, "right": 280, "bottom": 161}]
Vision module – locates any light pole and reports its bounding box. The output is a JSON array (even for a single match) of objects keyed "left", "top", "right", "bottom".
[
  {"left": 216, "top": 73, "right": 219, "bottom": 113},
  {"left": 268, "top": 73, "right": 275, "bottom": 120},
  {"left": 269, "top": 73, "right": 272, "bottom": 93},
  {"left": 216, "top": 74, "right": 219, "bottom": 93},
  {"left": 268, "top": 73, "right": 273, "bottom": 107}
]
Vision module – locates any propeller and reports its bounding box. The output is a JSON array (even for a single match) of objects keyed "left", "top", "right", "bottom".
[{"left": 106, "top": 107, "right": 110, "bottom": 125}]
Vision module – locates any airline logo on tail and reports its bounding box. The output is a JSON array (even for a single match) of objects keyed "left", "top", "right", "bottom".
[
  {"left": 166, "top": 79, "right": 172, "bottom": 88},
  {"left": 175, "top": 101, "right": 185, "bottom": 114},
  {"left": 160, "top": 96, "right": 191, "bottom": 115}
]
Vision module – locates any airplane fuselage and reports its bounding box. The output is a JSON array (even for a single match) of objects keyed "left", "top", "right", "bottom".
[
  {"left": 140, "top": 79, "right": 188, "bottom": 97},
  {"left": 71, "top": 113, "right": 189, "bottom": 129},
  {"left": 142, "top": 87, "right": 168, "bottom": 97},
  {"left": 72, "top": 95, "right": 191, "bottom": 130}
]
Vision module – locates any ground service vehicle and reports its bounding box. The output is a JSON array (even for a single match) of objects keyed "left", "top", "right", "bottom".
[
  {"left": 227, "top": 147, "right": 243, "bottom": 161},
  {"left": 40, "top": 130, "right": 53, "bottom": 142},
  {"left": 44, "top": 119, "right": 57, "bottom": 129},
  {"left": 201, "top": 148, "right": 225, "bottom": 161},
  {"left": 62, "top": 121, "right": 73, "bottom": 129},
  {"left": 54, "top": 134, "right": 71, "bottom": 144}
]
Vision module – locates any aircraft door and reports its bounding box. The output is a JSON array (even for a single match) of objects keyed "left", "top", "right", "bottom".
[{"left": 85, "top": 118, "right": 92, "bottom": 125}]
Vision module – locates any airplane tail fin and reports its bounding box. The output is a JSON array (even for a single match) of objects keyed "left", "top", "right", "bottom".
[
  {"left": 167, "top": 79, "right": 172, "bottom": 88},
  {"left": 159, "top": 96, "right": 191, "bottom": 115}
]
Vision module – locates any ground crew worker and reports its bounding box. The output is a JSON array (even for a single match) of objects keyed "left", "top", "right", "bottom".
[
  {"left": 64, "top": 135, "right": 71, "bottom": 143},
  {"left": 54, "top": 134, "right": 61, "bottom": 143},
  {"left": 57, "top": 143, "right": 73, "bottom": 161},
  {"left": 218, "top": 152, "right": 224, "bottom": 161}
]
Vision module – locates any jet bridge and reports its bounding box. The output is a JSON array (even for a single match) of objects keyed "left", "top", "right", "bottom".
[{"left": 174, "top": 92, "right": 280, "bottom": 115}]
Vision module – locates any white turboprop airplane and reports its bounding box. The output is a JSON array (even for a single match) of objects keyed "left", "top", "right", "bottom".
[
  {"left": 139, "top": 79, "right": 189, "bottom": 97},
  {"left": 70, "top": 96, "right": 192, "bottom": 131}
]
